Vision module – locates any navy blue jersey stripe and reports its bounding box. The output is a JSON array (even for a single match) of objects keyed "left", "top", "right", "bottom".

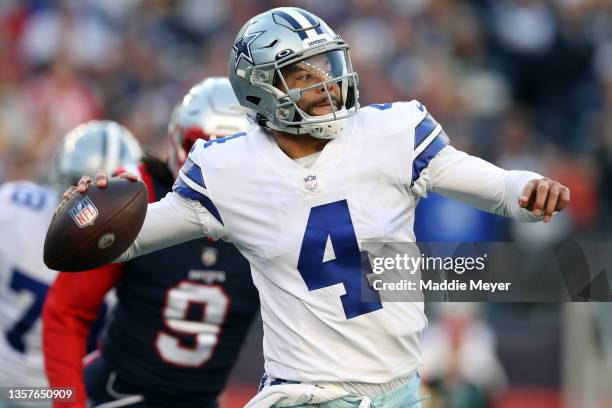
[
  {"left": 172, "top": 178, "right": 223, "bottom": 224},
  {"left": 173, "top": 177, "right": 206, "bottom": 201},
  {"left": 181, "top": 158, "right": 206, "bottom": 189},
  {"left": 198, "top": 195, "right": 223, "bottom": 225},
  {"left": 296, "top": 9, "right": 324, "bottom": 35},
  {"left": 414, "top": 114, "right": 438, "bottom": 148},
  {"left": 275, "top": 11, "right": 308, "bottom": 40},
  {"left": 258, "top": 375, "right": 267, "bottom": 393},
  {"left": 412, "top": 131, "right": 450, "bottom": 185},
  {"left": 202, "top": 132, "right": 246, "bottom": 149}
]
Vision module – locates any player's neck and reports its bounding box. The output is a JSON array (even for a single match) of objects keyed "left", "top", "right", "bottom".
[{"left": 271, "top": 130, "right": 329, "bottom": 160}]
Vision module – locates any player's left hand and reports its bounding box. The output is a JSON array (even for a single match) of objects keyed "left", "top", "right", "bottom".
[
  {"left": 519, "top": 177, "right": 570, "bottom": 223},
  {"left": 59, "top": 171, "right": 138, "bottom": 208},
  {"left": 75, "top": 170, "right": 138, "bottom": 193}
]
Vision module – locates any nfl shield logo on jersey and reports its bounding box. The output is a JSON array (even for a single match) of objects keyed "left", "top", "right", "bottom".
[
  {"left": 69, "top": 197, "right": 99, "bottom": 228},
  {"left": 201, "top": 247, "right": 218, "bottom": 267},
  {"left": 304, "top": 175, "right": 318, "bottom": 191}
]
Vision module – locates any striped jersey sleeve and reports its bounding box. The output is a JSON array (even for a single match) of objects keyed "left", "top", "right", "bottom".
[
  {"left": 172, "top": 155, "right": 224, "bottom": 226},
  {"left": 410, "top": 103, "right": 450, "bottom": 187}
]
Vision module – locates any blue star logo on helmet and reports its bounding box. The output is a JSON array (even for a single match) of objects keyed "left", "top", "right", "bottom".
[{"left": 233, "top": 30, "right": 264, "bottom": 70}]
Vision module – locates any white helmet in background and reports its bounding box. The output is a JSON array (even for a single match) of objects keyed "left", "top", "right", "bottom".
[
  {"left": 53, "top": 120, "right": 142, "bottom": 189},
  {"left": 168, "top": 77, "right": 253, "bottom": 175}
]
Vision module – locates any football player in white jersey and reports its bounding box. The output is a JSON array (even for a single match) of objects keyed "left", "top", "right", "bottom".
[
  {"left": 73, "top": 7, "right": 570, "bottom": 408},
  {"left": 0, "top": 121, "right": 140, "bottom": 405}
]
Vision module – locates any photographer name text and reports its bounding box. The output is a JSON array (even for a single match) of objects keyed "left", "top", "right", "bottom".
[{"left": 372, "top": 279, "right": 511, "bottom": 293}]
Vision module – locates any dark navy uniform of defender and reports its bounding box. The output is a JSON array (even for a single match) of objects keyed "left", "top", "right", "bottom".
[{"left": 43, "top": 158, "right": 259, "bottom": 408}]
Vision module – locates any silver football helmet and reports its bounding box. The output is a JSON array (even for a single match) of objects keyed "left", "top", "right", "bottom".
[
  {"left": 228, "top": 7, "right": 359, "bottom": 139},
  {"left": 168, "top": 77, "right": 252, "bottom": 175},
  {"left": 53, "top": 120, "right": 142, "bottom": 189}
]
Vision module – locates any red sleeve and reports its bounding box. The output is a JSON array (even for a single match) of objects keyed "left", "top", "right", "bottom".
[
  {"left": 115, "top": 163, "right": 156, "bottom": 203},
  {"left": 43, "top": 265, "right": 125, "bottom": 408}
]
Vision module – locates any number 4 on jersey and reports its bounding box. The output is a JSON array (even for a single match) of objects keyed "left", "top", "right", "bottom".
[{"left": 298, "top": 200, "right": 382, "bottom": 319}]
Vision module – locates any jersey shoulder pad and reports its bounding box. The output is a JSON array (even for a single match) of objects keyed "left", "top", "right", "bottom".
[
  {"left": 193, "top": 132, "right": 249, "bottom": 155},
  {"left": 358, "top": 101, "right": 430, "bottom": 139}
]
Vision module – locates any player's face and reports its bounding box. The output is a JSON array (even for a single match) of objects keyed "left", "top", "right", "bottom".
[{"left": 279, "top": 51, "right": 343, "bottom": 117}]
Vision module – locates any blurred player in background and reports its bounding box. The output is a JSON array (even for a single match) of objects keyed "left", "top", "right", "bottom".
[
  {"left": 43, "top": 77, "right": 260, "bottom": 408},
  {"left": 0, "top": 120, "right": 141, "bottom": 407},
  {"left": 420, "top": 303, "right": 507, "bottom": 408}
]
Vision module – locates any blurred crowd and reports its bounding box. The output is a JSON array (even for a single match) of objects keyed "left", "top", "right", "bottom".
[
  {"left": 1, "top": 0, "right": 611, "bottom": 237},
  {"left": 1, "top": 1, "right": 611, "bottom": 406}
]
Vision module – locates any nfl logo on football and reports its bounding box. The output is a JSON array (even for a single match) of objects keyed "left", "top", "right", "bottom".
[
  {"left": 69, "top": 197, "right": 99, "bottom": 228},
  {"left": 304, "top": 175, "right": 318, "bottom": 192}
]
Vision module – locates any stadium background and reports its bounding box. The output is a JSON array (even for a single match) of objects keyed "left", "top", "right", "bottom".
[{"left": 0, "top": 0, "right": 611, "bottom": 407}]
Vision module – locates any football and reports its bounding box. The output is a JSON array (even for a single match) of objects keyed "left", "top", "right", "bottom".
[{"left": 43, "top": 178, "right": 148, "bottom": 272}]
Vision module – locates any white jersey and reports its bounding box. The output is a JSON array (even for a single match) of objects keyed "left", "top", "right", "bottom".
[
  {"left": 0, "top": 181, "right": 59, "bottom": 387},
  {"left": 121, "top": 100, "right": 542, "bottom": 384}
]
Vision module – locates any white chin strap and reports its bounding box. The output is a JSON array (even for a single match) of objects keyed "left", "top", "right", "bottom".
[
  {"left": 302, "top": 117, "right": 347, "bottom": 139},
  {"left": 267, "top": 108, "right": 349, "bottom": 140}
]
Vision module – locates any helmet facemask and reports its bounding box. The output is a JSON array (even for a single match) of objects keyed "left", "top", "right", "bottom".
[
  {"left": 250, "top": 44, "right": 359, "bottom": 139},
  {"left": 229, "top": 7, "right": 361, "bottom": 139}
]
